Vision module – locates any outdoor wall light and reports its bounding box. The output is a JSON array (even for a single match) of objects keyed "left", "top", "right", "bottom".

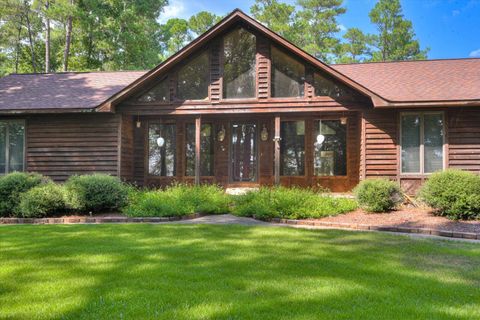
[
  {"left": 260, "top": 124, "right": 269, "bottom": 141},
  {"left": 340, "top": 116, "right": 348, "bottom": 125},
  {"left": 217, "top": 125, "right": 226, "bottom": 142},
  {"left": 157, "top": 136, "right": 165, "bottom": 147}
]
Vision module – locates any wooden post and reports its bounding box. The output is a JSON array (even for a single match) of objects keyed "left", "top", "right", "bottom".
[
  {"left": 195, "top": 116, "right": 201, "bottom": 185},
  {"left": 274, "top": 116, "right": 281, "bottom": 186}
]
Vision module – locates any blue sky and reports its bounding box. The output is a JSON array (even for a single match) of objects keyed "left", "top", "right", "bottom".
[{"left": 160, "top": 0, "right": 480, "bottom": 59}]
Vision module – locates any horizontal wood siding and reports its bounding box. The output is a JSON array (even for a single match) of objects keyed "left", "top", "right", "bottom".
[
  {"left": 26, "top": 114, "right": 119, "bottom": 181},
  {"left": 120, "top": 114, "right": 134, "bottom": 182},
  {"left": 448, "top": 108, "right": 480, "bottom": 172}
]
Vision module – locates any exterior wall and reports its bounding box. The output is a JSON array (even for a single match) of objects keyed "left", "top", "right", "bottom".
[
  {"left": 448, "top": 108, "right": 480, "bottom": 172},
  {"left": 26, "top": 114, "right": 120, "bottom": 181},
  {"left": 119, "top": 114, "right": 134, "bottom": 182}
]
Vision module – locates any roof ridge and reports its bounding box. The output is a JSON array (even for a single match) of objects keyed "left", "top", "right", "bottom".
[{"left": 332, "top": 57, "right": 480, "bottom": 66}]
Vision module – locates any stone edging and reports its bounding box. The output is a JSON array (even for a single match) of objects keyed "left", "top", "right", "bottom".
[
  {"left": 263, "top": 218, "right": 480, "bottom": 240},
  {"left": 0, "top": 213, "right": 204, "bottom": 225}
]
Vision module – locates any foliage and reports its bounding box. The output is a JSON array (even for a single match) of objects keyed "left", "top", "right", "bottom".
[
  {"left": 0, "top": 172, "right": 49, "bottom": 217},
  {"left": 123, "top": 184, "right": 231, "bottom": 217},
  {"left": 65, "top": 174, "right": 128, "bottom": 213},
  {"left": 354, "top": 179, "right": 404, "bottom": 213},
  {"left": 250, "top": 0, "right": 296, "bottom": 38},
  {"left": 233, "top": 186, "right": 357, "bottom": 219},
  {"left": 17, "top": 183, "right": 68, "bottom": 218},
  {"left": 188, "top": 11, "right": 222, "bottom": 36},
  {"left": 337, "top": 27, "right": 372, "bottom": 63},
  {"left": 419, "top": 169, "right": 480, "bottom": 220}
]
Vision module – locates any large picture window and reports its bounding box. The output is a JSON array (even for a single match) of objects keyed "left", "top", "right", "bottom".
[
  {"left": 137, "top": 77, "right": 169, "bottom": 103},
  {"left": 280, "top": 121, "right": 305, "bottom": 176},
  {"left": 313, "top": 120, "right": 347, "bottom": 176},
  {"left": 0, "top": 120, "right": 25, "bottom": 174},
  {"left": 271, "top": 46, "right": 305, "bottom": 98},
  {"left": 223, "top": 28, "right": 256, "bottom": 99},
  {"left": 177, "top": 51, "right": 209, "bottom": 101},
  {"left": 401, "top": 112, "right": 444, "bottom": 174},
  {"left": 148, "top": 123, "right": 176, "bottom": 176},
  {"left": 185, "top": 123, "right": 214, "bottom": 176}
]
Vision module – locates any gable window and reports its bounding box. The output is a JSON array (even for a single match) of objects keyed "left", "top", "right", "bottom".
[
  {"left": 0, "top": 120, "right": 25, "bottom": 174},
  {"left": 177, "top": 51, "right": 209, "bottom": 101},
  {"left": 148, "top": 123, "right": 176, "bottom": 176},
  {"left": 280, "top": 121, "right": 305, "bottom": 176},
  {"left": 223, "top": 28, "right": 256, "bottom": 99},
  {"left": 137, "top": 77, "right": 169, "bottom": 103},
  {"left": 314, "top": 72, "right": 368, "bottom": 103},
  {"left": 185, "top": 123, "right": 214, "bottom": 176},
  {"left": 401, "top": 112, "right": 444, "bottom": 174},
  {"left": 314, "top": 120, "right": 347, "bottom": 176},
  {"left": 271, "top": 46, "right": 305, "bottom": 98}
]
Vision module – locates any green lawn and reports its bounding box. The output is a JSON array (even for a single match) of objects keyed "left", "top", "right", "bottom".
[{"left": 1, "top": 225, "right": 479, "bottom": 319}]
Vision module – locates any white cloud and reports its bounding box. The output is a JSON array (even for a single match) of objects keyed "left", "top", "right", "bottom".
[
  {"left": 452, "top": 9, "right": 461, "bottom": 16},
  {"left": 158, "top": 0, "right": 186, "bottom": 23},
  {"left": 338, "top": 24, "right": 347, "bottom": 32},
  {"left": 470, "top": 49, "right": 480, "bottom": 58}
]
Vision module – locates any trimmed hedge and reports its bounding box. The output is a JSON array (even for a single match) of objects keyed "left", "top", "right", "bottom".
[
  {"left": 354, "top": 179, "right": 404, "bottom": 213},
  {"left": 420, "top": 169, "right": 480, "bottom": 220},
  {"left": 18, "top": 183, "right": 68, "bottom": 218},
  {"left": 232, "top": 187, "right": 357, "bottom": 219},
  {"left": 0, "top": 172, "right": 49, "bottom": 217},
  {"left": 65, "top": 174, "right": 129, "bottom": 213}
]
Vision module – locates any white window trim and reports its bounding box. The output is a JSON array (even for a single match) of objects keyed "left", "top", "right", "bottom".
[{"left": 399, "top": 111, "right": 445, "bottom": 175}]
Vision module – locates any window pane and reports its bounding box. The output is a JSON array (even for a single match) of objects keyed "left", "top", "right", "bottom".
[
  {"left": 185, "top": 123, "right": 214, "bottom": 176},
  {"left": 281, "top": 121, "right": 305, "bottom": 176},
  {"left": 177, "top": 52, "right": 209, "bottom": 100},
  {"left": 223, "top": 28, "right": 256, "bottom": 99},
  {"left": 137, "top": 77, "right": 169, "bottom": 103},
  {"left": 8, "top": 122, "right": 24, "bottom": 172},
  {"left": 0, "top": 123, "right": 6, "bottom": 173},
  {"left": 314, "top": 72, "right": 369, "bottom": 104},
  {"left": 231, "top": 123, "right": 257, "bottom": 182},
  {"left": 424, "top": 114, "right": 443, "bottom": 173},
  {"left": 401, "top": 115, "right": 421, "bottom": 173},
  {"left": 271, "top": 46, "right": 305, "bottom": 97},
  {"left": 314, "top": 120, "right": 347, "bottom": 176},
  {"left": 148, "top": 124, "right": 176, "bottom": 176}
]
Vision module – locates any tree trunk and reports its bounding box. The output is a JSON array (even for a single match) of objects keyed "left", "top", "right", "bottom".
[
  {"left": 14, "top": 18, "right": 23, "bottom": 74},
  {"left": 23, "top": 1, "right": 37, "bottom": 73},
  {"left": 62, "top": 0, "right": 73, "bottom": 71},
  {"left": 45, "top": 0, "right": 51, "bottom": 73}
]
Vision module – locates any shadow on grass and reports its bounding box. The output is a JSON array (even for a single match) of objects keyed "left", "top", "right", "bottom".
[{"left": 1, "top": 224, "right": 479, "bottom": 319}]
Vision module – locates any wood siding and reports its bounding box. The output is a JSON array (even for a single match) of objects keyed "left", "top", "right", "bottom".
[
  {"left": 448, "top": 108, "right": 480, "bottom": 172},
  {"left": 119, "top": 114, "right": 134, "bottom": 181},
  {"left": 26, "top": 114, "right": 119, "bottom": 181}
]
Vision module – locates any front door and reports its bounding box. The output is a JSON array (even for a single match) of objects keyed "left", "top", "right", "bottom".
[{"left": 231, "top": 122, "right": 257, "bottom": 182}]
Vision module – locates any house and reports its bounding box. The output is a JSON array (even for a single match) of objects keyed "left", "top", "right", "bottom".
[{"left": 0, "top": 10, "right": 479, "bottom": 194}]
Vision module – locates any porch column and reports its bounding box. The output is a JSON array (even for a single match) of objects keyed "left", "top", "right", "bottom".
[
  {"left": 195, "top": 116, "right": 201, "bottom": 185},
  {"left": 274, "top": 116, "right": 281, "bottom": 186}
]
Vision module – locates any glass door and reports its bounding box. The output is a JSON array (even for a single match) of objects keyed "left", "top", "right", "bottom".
[{"left": 231, "top": 122, "right": 257, "bottom": 182}]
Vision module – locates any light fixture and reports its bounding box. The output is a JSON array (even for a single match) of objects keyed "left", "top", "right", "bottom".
[
  {"left": 316, "top": 134, "right": 325, "bottom": 145},
  {"left": 340, "top": 116, "right": 348, "bottom": 125},
  {"left": 260, "top": 124, "right": 269, "bottom": 141},
  {"left": 157, "top": 136, "right": 165, "bottom": 147},
  {"left": 136, "top": 114, "right": 141, "bottom": 128},
  {"left": 217, "top": 125, "right": 226, "bottom": 142}
]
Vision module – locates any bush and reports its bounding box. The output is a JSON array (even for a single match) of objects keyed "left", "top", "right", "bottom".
[
  {"left": 0, "top": 172, "right": 49, "bottom": 217},
  {"left": 232, "top": 187, "right": 357, "bottom": 219},
  {"left": 354, "top": 179, "right": 404, "bottom": 213},
  {"left": 18, "top": 183, "right": 68, "bottom": 218},
  {"left": 65, "top": 174, "right": 128, "bottom": 213},
  {"left": 420, "top": 169, "right": 480, "bottom": 220},
  {"left": 123, "top": 184, "right": 231, "bottom": 217}
]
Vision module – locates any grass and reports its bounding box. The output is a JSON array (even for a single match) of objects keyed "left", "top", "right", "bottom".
[{"left": 1, "top": 225, "right": 479, "bottom": 319}]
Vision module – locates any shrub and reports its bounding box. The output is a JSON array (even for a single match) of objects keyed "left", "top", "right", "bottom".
[
  {"left": 123, "top": 184, "right": 231, "bottom": 217},
  {"left": 354, "top": 179, "right": 404, "bottom": 213},
  {"left": 420, "top": 169, "right": 480, "bottom": 220},
  {"left": 18, "top": 183, "right": 68, "bottom": 218},
  {"left": 232, "top": 187, "right": 357, "bottom": 219},
  {"left": 65, "top": 174, "right": 128, "bottom": 213},
  {"left": 0, "top": 172, "right": 49, "bottom": 217}
]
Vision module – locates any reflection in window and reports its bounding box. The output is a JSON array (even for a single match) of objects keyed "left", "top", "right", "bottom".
[
  {"left": 314, "top": 120, "right": 347, "bottom": 176},
  {"left": 424, "top": 114, "right": 444, "bottom": 173},
  {"left": 137, "top": 77, "right": 169, "bottom": 103},
  {"left": 149, "top": 123, "right": 176, "bottom": 176},
  {"left": 280, "top": 121, "right": 305, "bottom": 176},
  {"left": 177, "top": 51, "right": 209, "bottom": 100},
  {"left": 185, "top": 123, "right": 214, "bottom": 176},
  {"left": 0, "top": 121, "right": 25, "bottom": 174},
  {"left": 314, "top": 72, "right": 368, "bottom": 103},
  {"left": 271, "top": 46, "right": 305, "bottom": 98},
  {"left": 223, "top": 28, "right": 256, "bottom": 99}
]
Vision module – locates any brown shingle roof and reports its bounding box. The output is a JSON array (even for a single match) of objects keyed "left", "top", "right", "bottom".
[
  {"left": 332, "top": 58, "right": 480, "bottom": 103},
  {"left": 0, "top": 71, "right": 146, "bottom": 111}
]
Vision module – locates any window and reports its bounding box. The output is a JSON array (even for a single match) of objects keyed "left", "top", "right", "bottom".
[
  {"left": 185, "top": 123, "right": 214, "bottom": 176},
  {"left": 137, "top": 77, "right": 169, "bottom": 103},
  {"left": 314, "top": 120, "right": 347, "bottom": 176},
  {"left": 280, "top": 121, "right": 305, "bottom": 176},
  {"left": 148, "top": 123, "right": 176, "bottom": 176},
  {"left": 177, "top": 51, "right": 209, "bottom": 100},
  {"left": 314, "top": 72, "right": 369, "bottom": 103},
  {"left": 0, "top": 120, "right": 25, "bottom": 174},
  {"left": 401, "top": 112, "right": 444, "bottom": 174},
  {"left": 223, "top": 28, "right": 256, "bottom": 99},
  {"left": 271, "top": 46, "right": 305, "bottom": 98}
]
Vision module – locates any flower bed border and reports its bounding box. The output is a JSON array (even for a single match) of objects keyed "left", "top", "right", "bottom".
[{"left": 263, "top": 217, "right": 480, "bottom": 240}]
